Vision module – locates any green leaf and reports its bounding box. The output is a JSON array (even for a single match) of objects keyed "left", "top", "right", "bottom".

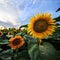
[
  {"left": 28, "top": 44, "right": 38, "bottom": 60},
  {"left": 4, "top": 57, "right": 11, "bottom": 60},
  {"left": 39, "top": 42, "right": 56, "bottom": 60},
  {"left": 56, "top": 8, "right": 60, "bottom": 12},
  {"left": 56, "top": 50, "right": 60, "bottom": 60},
  {"left": 20, "top": 30, "right": 27, "bottom": 36},
  {"left": 0, "top": 40, "right": 9, "bottom": 44},
  {"left": 0, "top": 48, "right": 2, "bottom": 51},
  {"left": 15, "top": 50, "right": 30, "bottom": 60},
  {"left": 28, "top": 42, "right": 56, "bottom": 60},
  {"left": 24, "top": 35, "right": 38, "bottom": 44},
  {"left": 0, "top": 49, "right": 12, "bottom": 60},
  {"left": 6, "top": 35, "right": 13, "bottom": 38},
  {"left": 54, "top": 16, "right": 60, "bottom": 22}
]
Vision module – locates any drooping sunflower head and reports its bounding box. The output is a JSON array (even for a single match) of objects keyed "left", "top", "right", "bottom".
[
  {"left": 8, "top": 35, "right": 25, "bottom": 50},
  {"left": 28, "top": 13, "right": 57, "bottom": 39},
  {"left": 0, "top": 31, "right": 3, "bottom": 36}
]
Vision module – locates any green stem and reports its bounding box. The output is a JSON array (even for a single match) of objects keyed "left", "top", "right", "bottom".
[
  {"left": 16, "top": 49, "right": 19, "bottom": 59},
  {"left": 11, "top": 49, "right": 15, "bottom": 60},
  {"left": 16, "top": 49, "right": 19, "bottom": 56}
]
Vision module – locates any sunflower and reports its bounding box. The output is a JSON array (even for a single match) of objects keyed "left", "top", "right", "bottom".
[
  {"left": 17, "top": 28, "right": 21, "bottom": 33},
  {"left": 8, "top": 35, "right": 25, "bottom": 50},
  {"left": 28, "top": 13, "right": 57, "bottom": 39},
  {"left": 8, "top": 32, "right": 11, "bottom": 35},
  {"left": 13, "top": 30, "right": 17, "bottom": 35},
  {"left": 3, "top": 28, "right": 8, "bottom": 32},
  {"left": 12, "top": 28, "right": 16, "bottom": 30},
  {"left": 0, "top": 31, "right": 3, "bottom": 36}
]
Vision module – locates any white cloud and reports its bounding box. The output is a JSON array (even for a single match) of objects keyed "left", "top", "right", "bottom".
[
  {"left": 0, "top": 0, "right": 21, "bottom": 28},
  {"left": 0, "top": 10, "right": 19, "bottom": 25},
  {"left": 0, "top": 25, "right": 4, "bottom": 30},
  {"left": 0, "top": 0, "right": 40, "bottom": 27},
  {"left": 0, "top": 0, "right": 5, "bottom": 3}
]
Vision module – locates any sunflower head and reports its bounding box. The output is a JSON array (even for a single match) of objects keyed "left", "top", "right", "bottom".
[
  {"left": 13, "top": 30, "right": 17, "bottom": 35},
  {"left": 0, "top": 31, "right": 3, "bottom": 36},
  {"left": 8, "top": 35, "right": 25, "bottom": 50},
  {"left": 8, "top": 32, "right": 11, "bottom": 35},
  {"left": 17, "top": 28, "right": 21, "bottom": 33},
  {"left": 12, "top": 28, "right": 16, "bottom": 30},
  {"left": 28, "top": 13, "right": 57, "bottom": 39},
  {"left": 3, "top": 29, "right": 8, "bottom": 32}
]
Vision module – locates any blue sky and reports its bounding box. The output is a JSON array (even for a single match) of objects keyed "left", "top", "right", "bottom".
[{"left": 0, "top": 0, "right": 60, "bottom": 28}]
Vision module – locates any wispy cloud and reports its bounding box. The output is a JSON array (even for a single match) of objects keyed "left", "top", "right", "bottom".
[
  {"left": 0, "top": 0, "right": 21, "bottom": 28},
  {"left": 0, "top": 0, "right": 60, "bottom": 28},
  {"left": 0, "top": 0, "right": 32, "bottom": 27},
  {"left": 0, "top": 10, "right": 19, "bottom": 25}
]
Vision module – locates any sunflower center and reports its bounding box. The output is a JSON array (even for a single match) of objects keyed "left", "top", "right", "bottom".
[
  {"left": 0, "top": 33, "right": 1, "bottom": 35},
  {"left": 0, "top": 32, "right": 2, "bottom": 36},
  {"left": 12, "top": 38, "right": 21, "bottom": 45},
  {"left": 34, "top": 20, "right": 48, "bottom": 33}
]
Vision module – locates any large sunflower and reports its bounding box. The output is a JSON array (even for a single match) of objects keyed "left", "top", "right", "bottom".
[
  {"left": 8, "top": 35, "right": 25, "bottom": 50},
  {"left": 28, "top": 13, "right": 57, "bottom": 39}
]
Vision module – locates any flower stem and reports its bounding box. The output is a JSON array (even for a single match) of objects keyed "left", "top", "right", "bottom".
[
  {"left": 16, "top": 49, "right": 19, "bottom": 57},
  {"left": 38, "top": 39, "right": 43, "bottom": 45},
  {"left": 11, "top": 49, "right": 15, "bottom": 60}
]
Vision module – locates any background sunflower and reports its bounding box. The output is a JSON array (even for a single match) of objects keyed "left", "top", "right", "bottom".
[
  {"left": 0, "top": 31, "right": 3, "bottom": 36},
  {"left": 8, "top": 35, "right": 25, "bottom": 50},
  {"left": 8, "top": 32, "right": 11, "bottom": 35}
]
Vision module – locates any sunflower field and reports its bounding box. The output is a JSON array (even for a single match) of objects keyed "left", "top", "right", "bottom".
[{"left": 0, "top": 11, "right": 60, "bottom": 60}]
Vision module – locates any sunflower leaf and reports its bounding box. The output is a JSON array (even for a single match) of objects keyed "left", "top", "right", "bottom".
[
  {"left": 0, "top": 49, "right": 12, "bottom": 60},
  {"left": 15, "top": 50, "right": 30, "bottom": 60},
  {"left": 54, "top": 16, "right": 60, "bottom": 22},
  {"left": 38, "top": 42, "right": 56, "bottom": 60},
  {"left": 28, "top": 42, "right": 56, "bottom": 60},
  {"left": 0, "top": 48, "right": 2, "bottom": 51},
  {"left": 0, "top": 40, "right": 9, "bottom": 44}
]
